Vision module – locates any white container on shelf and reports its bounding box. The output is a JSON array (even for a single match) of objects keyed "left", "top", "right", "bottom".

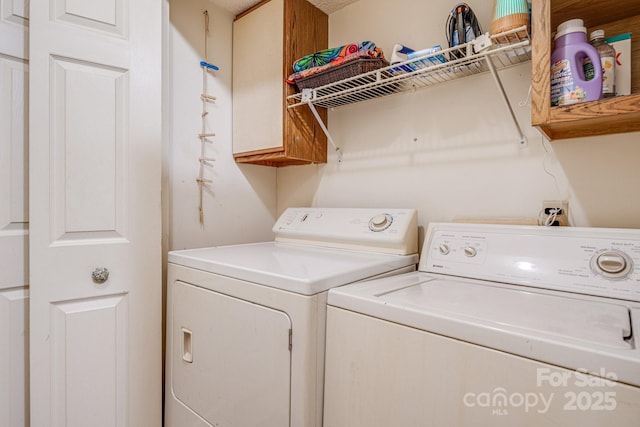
[{"left": 606, "top": 32, "right": 632, "bottom": 96}]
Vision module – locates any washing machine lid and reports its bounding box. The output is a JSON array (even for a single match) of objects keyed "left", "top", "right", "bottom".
[
  {"left": 381, "top": 278, "right": 632, "bottom": 349},
  {"left": 328, "top": 272, "right": 640, "bottom": 386},
  {"left": 168, "top": 242, "right": 418, "bottom": 295}
]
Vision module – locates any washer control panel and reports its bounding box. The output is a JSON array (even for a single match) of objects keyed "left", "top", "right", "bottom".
[
  {"left": 273, "top": 208, "right": 418, "bottom": 255},
  {"left": 430, "top": 236, "right": 488, "bottom": 265},
  {"left": 421, "top": 223, "right": 640, "bottom": 302}
]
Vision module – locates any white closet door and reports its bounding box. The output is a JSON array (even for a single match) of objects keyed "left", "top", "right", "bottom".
[
  {"left": 29, "top": 0, "right": 162, "bottom": 425},
  {"left": 0, "top": 1, "right": 29, "bottom": 426}
]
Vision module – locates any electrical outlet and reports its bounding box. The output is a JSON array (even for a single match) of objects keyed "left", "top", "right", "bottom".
[{"left": 542, "top": 201, "right": 569, "bottom": 226}]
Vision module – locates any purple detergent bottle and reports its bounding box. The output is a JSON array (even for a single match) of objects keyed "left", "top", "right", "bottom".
[{"left": 550, "top": 19, "right": 603, "bottom": 106}]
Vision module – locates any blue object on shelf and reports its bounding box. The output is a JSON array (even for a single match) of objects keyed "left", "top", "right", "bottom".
[{"left": 200, "top": 61, "right": 219, "bottom": 71}]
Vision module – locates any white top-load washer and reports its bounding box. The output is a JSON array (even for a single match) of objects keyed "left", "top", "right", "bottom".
[
  {"left": 164, "top": 208, "right": 418, "bottom": 427},
  {"left": 324, "top": 223, "right": 640, "bottom": 427}
]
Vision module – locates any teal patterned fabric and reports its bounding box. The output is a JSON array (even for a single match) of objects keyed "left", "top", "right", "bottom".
[
  {"left": 292, "top": 41, "right": 379, "bottom": 72},
  {"left": 287, "top": 41, "right": 384, "bottom": 84}
]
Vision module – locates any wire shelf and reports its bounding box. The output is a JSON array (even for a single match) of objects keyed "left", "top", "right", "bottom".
[{"left": 287, "top": 27, "right": 531, "bottom": 110}]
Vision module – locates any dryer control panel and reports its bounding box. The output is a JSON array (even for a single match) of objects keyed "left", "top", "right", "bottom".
[
  {"left": 273, "top": 208, "right": 418, "bottom": 255},
  {"left": 421, "top": 223, "right": 640, "bottom": 302}
]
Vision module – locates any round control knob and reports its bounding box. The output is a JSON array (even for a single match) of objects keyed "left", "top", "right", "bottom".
[
  {"left": 590, "top": 250, "right": 633, "bottom": 279},
  {"left": 597, "top": 252, "right": 627, "bottom": 274},
  {"left": 464, "top": 246, "right": 477, "bottom": 257},
  {"left": 368, "top": 214, "right": 393, "bottom": 232},
  {"left": 439, "top": 244, "right": 450, "bottom": 255}
]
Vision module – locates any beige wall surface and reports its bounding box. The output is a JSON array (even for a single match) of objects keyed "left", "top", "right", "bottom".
[
  {"left": 277, "top": 0, "right": 640, "bottom": 230},
  {"left": 167, "top": 0, "right": 640, "bottom": 255},
  {"left": 167, "top": 0, "right": 277, "bottom": 250}
]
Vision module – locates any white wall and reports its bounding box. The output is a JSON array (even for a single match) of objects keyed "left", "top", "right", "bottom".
[
  {"left": 277, "top": 0, "right": 640, "bottom": 230},
  {"left": 167, "top": 0, "right": 277, "bottom": 250}
]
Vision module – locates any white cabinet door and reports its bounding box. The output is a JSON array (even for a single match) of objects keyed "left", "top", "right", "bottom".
[
  {"left": 29, "top": 0, "right": 162, "bottom": 425},
  {"left": 232, "top": 0, "right": 284, "bottom": 154},
  {"left": 0, "top": 1, "right": 29, "bottom": 426}
]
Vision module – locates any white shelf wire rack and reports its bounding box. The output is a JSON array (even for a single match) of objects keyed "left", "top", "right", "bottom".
[
  {"left": 288, "top": 27, "right": 530, "bottom": 109},
  {"left": 287, "top": 26, "right": 531, "bottom": 150}
]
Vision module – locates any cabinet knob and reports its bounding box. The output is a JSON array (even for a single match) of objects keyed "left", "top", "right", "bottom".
[{"left": 92, "top": 267, "right": 110, "bottom": 284}]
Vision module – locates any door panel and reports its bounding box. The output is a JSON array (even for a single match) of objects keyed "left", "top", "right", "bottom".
[
  {"left": 50, "top": 56, "right": 127, "bottom": 241},
  {"left": 30, "top": 0, "right": 161, "bottom": 425},
  {"left": 0, "top": 288, "right": 29, "bottom": 427},
  {"left": 0, "top": 55, "right": 28, "bottom": 226},
  {"left": 0, "top": 53, "right": 28, "bottom": 286},
  {"left": 54, "top": 0, "right": 125, "bottom": 35},
  {"left": 50, "top": 294, "right": 128, "bottom": 427},
  {"left": 171, "top": 281, "right": 292, "bottom": 427},
  {"left": 232, "top": 0, "right": 283, "bottom": 154},
  {"left": 0, "top": 1, "right": 29, "bottom": 425},
  {"left": 0, "top": 0, "right": 28, "bottom": 58}
]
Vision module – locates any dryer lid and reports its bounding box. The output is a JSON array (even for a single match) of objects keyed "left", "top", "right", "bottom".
[{"left": 169, "top": 242, "right": 418, "bottom": 295}]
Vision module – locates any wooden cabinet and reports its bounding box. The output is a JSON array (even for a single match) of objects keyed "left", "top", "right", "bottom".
[
  {"left": 232, "top": 0, "right": 328, "bottom": 167},
  {"left": 531, "top": 0, "right": 640, "bottom": 140}
]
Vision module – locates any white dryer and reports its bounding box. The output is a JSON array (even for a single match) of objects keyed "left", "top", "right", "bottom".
[
  {"left": 324, "top": 223, "right": 640, "bottom": 426},
  {"left": 164, "top": 208, "right": 418, "bottom": 427}
]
